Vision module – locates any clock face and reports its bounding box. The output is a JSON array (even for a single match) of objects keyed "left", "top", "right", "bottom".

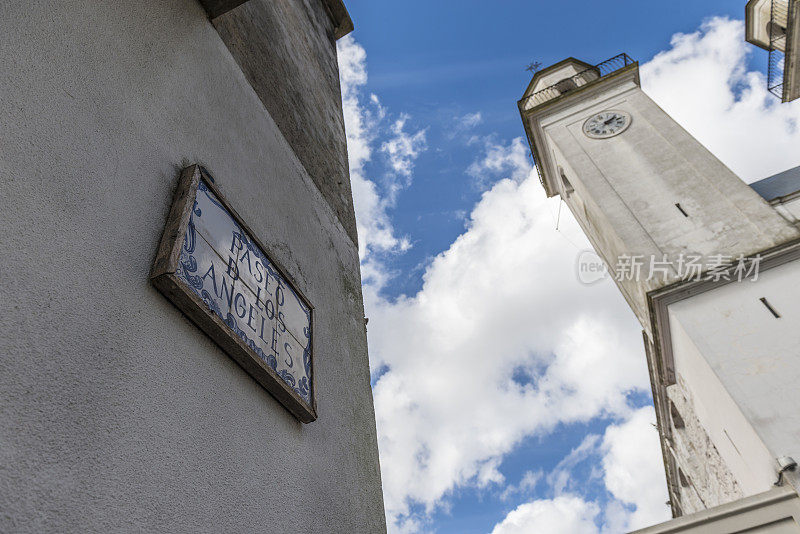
[{"left": 583, "top": 110, "right": 631, "bottom": 139}]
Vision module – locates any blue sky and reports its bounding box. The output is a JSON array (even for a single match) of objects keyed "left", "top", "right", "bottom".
[{"left": 337, "top": 2, "right": 800, "bottom": 533}]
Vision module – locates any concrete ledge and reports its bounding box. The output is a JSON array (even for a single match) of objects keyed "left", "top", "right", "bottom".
[
  {"left": 199, "top": 0, "right": 248, "bottom": 19},
  {"left": 211, "top": 0, "right": 359, "bottom": 245},
  {"left": 322, "top": 0, "right": 354, "bottom": 39},
  {"left": 631, "top": 487, "right": 800, "bottom": 533},
  {"left": 199, "top": 0, "right": 353, "bottom": 39},
  {"left": 745, "top": 0, "right": 772, "bottom": 50}
]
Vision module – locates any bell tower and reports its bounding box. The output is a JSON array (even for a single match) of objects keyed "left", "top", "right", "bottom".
[{"left": 519, "top": 56, "right": 800, "bottom": 524}]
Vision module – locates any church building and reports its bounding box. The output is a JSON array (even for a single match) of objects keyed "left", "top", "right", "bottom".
[{"left": 519, "top": 55, "right": 800, "bottom": 532}]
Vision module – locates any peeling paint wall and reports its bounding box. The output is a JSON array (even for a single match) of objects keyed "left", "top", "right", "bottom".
[{"left": 666, "top": 382, "right": 743, "bottom": 514}]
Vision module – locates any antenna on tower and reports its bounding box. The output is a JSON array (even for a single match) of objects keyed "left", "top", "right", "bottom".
[{"left": 525, "top": 61, "right": 542, "bottom": 74}]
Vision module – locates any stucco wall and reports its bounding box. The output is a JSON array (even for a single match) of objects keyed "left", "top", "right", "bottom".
[{"left": 0, "top": 1, "right": 386, "bottom": 532}]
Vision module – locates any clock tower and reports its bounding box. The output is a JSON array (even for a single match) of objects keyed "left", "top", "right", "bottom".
[{"left": 520, "top": 56, "right": 800, "bottom": 529}]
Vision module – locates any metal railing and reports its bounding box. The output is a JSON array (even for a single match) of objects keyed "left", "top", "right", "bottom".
[
  {"left": 768, "top": 0, "right": 789, "bottom": 98},
  {"left": 519, "top": 53, "right": 636, "bottom": 111}
]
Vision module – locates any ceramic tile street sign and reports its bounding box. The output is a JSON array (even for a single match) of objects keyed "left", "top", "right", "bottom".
[{"left": 151, "top": 165, "right": 315, "bottom": 422}]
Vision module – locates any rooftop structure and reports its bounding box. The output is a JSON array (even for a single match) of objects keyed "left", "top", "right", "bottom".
[
  {"left": 750, "top": 165, "right": 800, "bottom": 202},
  {"left": 746, "top": 0, "right": 800, "bottom": 102},
  {"left": 520, "top": 55, "right": 800, "bottom": 532},
  {"left": 751, "top": 165, "right": 800, "bottom": 224}
]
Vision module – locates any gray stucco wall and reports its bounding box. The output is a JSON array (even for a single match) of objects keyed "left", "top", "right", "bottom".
[
  {"left": 213, "top": 0, "right": 359, "bottom": 245},
  {"left": 0, "top": 1, "right": 386, "bottom": 532}
]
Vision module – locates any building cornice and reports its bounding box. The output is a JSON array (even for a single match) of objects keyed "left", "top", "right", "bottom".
[
  {"left": 321, "top": 0, "right": 354, "bottom": 39},
  {"left": 745, "top": 0, "right": 771, "bottom": 51},
  {"left": 631, "top": 485, "right": 799, "bottom": 533},
  {"left": 785, "top": 0, "right": 800, "bottom": 102},
  {"left": 199, "top": 0, "right": 354, "bottom": 39}
]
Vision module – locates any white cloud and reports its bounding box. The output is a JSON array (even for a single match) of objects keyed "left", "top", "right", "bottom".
[
  {"left": 601, "top": 406, "right": 669, "bottom": 531},
  {"left": 381, "top": 114, "right": 427, "bottom": 181},
  {"left": 466, "top": 137, "right": 530, "bottom": 186},
  {"left": 460, "top": 111, "right": 483, "bottom": 128},
  {"left": 490, "top": 496, "right": 600, "bottom": 534},
  {"left": 337, "top": 35, "right": 370, "bottom": 179},
  {"left": 489, "top": 407, "right": 670, "bottom": 534},
  {"left": 545, "top": 434, "right": 603, "bottom": 497},
  {"left": 641, "top": 17, "right": 800, "bottom": 182},
  {"left": 337, "top": 35, "right": 412, "bottom": 258},
  {"left": 500, "top": 470, "right": 543, "bottom": 501}
]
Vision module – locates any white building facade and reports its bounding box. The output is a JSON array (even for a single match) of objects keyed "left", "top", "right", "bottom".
[{"left": 519, "top": 57, "right": 800, "bottom": 531}]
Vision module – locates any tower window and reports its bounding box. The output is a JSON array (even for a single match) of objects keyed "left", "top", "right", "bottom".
[
  {"left": 675, "top": 203, "right": 689, "bottom": 217},
  {"left": 759, "top": 297, "right": 781, "bottom": 318},
  {"left": 767, "top": 21, "right": 787, "bottom": 39},
  {"left": 669, "top": 401, "right": 685, "bottom": 429},
  {"left": 554, "top": 78, "right": 578, "bottom": 95},
  {"left": 678, "top": 468, "right": 690, "bottom": 488},
  {"left": 678, "top": 467, "right": 689, "bottom": 488},
  {"left": 559, "top": 166, "right": 574, "bottom": 196}
]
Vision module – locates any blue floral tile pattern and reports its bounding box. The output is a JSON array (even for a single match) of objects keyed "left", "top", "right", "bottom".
[{"left": 176, "top": 180, "right": 312, "bottom": 403}]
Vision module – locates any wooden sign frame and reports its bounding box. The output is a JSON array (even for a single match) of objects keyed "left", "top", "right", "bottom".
[{"left": 150, "top": 165, "right": 316, "bottom": 423}]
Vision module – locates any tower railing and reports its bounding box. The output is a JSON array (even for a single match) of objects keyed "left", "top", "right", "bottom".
[
  {"left": 518, "top": 53, "right": 636, "bottom": 112},
  {"left": 768, "top": 0, "right": 789, "bottom": 98}
]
